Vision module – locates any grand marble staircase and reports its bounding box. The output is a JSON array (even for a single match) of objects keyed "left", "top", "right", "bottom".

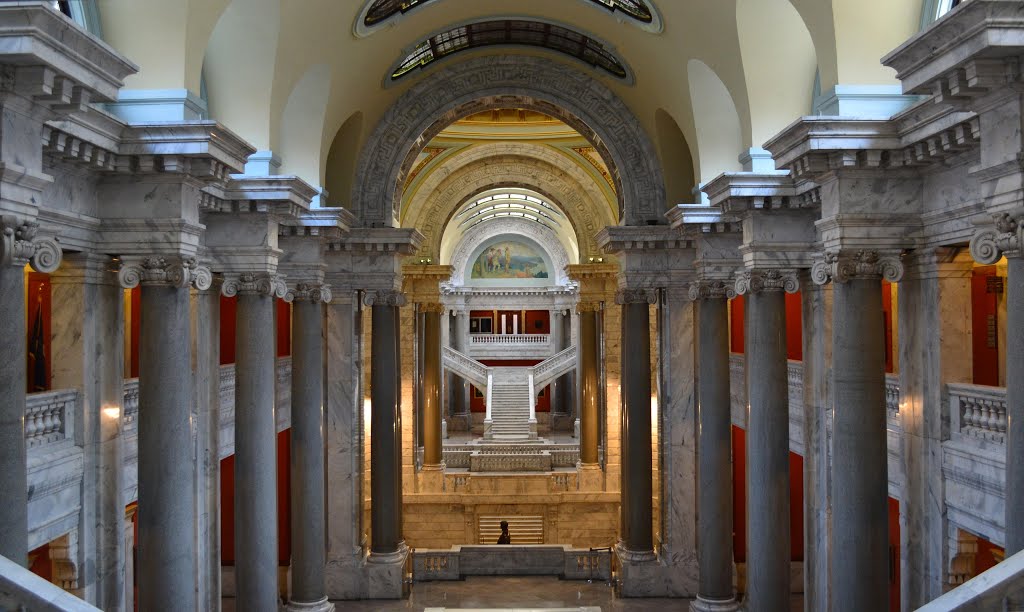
[{"left": 488, "top": 368, "right": 533, "bottom": 440}]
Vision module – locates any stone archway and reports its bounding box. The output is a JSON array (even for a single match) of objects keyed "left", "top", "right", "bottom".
[
  {"left": 448, "top": 217, "right": 573, "bottom": 286},
  {"left": 351, "top": 55, "right": 666, "bottom": 227}
]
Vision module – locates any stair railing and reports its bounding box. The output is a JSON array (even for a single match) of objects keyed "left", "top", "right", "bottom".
[
  {"left": 442, "top": 345, "right": 491, "bottom": 391},
  {"left": 528, "top": 372, "right": 538, "bottom": 439},
  {"left": 0, "top": 553, "right": 100, "bottom": 611},
  {"left": 484, "top": 370, "right": 494, "bottom": 440},
  {"left": 530, "top": 345, "right": 578, "bottom": 389},
  {"left": 916, "top": 548, "right": 1024, "bottom": 611}
]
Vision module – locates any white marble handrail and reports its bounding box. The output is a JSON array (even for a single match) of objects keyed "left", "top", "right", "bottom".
[
  {"left": 530, "top": 345, "right": 577, "bottom": 389},
  {"left": 949, "top": 382, "right": 1007, "bottom": 444},
  {"left": 24, "top": 389, "right": 77, "bottom": 449},
  {"left": 886, "top": 373, "right": 900, "bottom": 416},
  {"left": 442, "top": 345, "right": 491, "bottom": 391},
  {"left": 470, "top": 333, "right": 550, "bottom": 345},
  {"left": 122, "top": 379, "right": 139, "bottom": 432},
  {"left": 0, "top": 553, "right": 100, "bottom": 611},
  {"left": 916, "top": 547, "right": 1024, "bottom": 611}
]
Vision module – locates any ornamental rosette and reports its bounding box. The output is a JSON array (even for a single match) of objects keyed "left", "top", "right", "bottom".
[
  {"left": 688, "top": 279, "right": 736, "bottom": 301},
  {"left": 363, "top": 289, "right": 407, "bottom": 307},
  {"left": 614, "top": 288, "right": 658, "bottom": 305},
  {"left": 221, "top": 272, "right": 288, "bottom": 297},
  {"left": 285, "top": 282, "right": 332, "bottom": 303},
  {"left": 0, "top": 219, "right": 62, "bottom": 272},
  {"left": 811, "top": 250, "right": 904, "bottom": 285},
  {"left": 970, "top": 211, "right": 1022, "bottom": 264},
  {"left": 118, "top": 256, "right": 210, "bottom": 289},
  {"left": 734, "top": 269, "right": 799, "bottom": 295}
]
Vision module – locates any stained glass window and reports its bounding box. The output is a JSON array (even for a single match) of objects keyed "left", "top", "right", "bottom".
[
  {"left": 391, "top": 20, "right": 628, "bottom": 80},
  {"left": 365, "top": 0, "right": 654, "bottom": 27}
]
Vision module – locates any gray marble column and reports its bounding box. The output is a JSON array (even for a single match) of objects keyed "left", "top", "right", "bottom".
[
  {"left": 365, "top": 289, "right": 406, "bottom": 558},
  {"left": 616, "top": 288, "right": 657, "bottom": 559},
  {"left": 813, "top": 252, "right": 902, "bottom": 612},
  {"left": 578, "top": 302, "right": 601, "bottom": 465},
  {"left": 223, "top": 273, "right": 285, "bottom": 612},
  {"left": 735, "top": 269, "right": 796, "bottom": 612},
  {"left": 691, "top": 281, "right": 739, "bottom": 611},
  {"left": 191, "top": 283, "right": 221, "bottom": 612},
  {"left": 286, "top": 284, "right": 333, "bottom": 612},
  {"left": 421, "top": 303, "right": 443, "bottom": 468},
  {"left": 119, "top": 256, "right": 211, "bottom": 610},
  {"left": 0, "top": 218, "right": 59, "bottom": 565},
  {"left": 50, "top": 254, "right": 125, "bottom": 610}
]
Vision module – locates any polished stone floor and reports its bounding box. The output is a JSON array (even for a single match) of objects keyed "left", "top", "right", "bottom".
[{"left": 224, "top": 576, "right": 805, "bottom": 611}]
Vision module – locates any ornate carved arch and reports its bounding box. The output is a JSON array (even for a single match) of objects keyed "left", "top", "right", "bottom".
[
  {"left": 448, "top": 217, "right": 572, "bottom": 286},
  {"left": 351, "top": 55, "right": 666, "bottom": 227}
]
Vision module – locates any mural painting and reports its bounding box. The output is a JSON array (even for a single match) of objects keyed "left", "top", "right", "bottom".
[{"left": 471, "top": 241, "right": 549, "bottom": 279}]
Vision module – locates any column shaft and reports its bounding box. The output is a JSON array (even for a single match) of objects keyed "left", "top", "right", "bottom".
[
  {"left": 234, "top": 292, "right": 279, "bottom": 611},
  {"left": 579, "top": 309, "right": 600, "bottom": 464},
  {"left": 744, "top": 289, "right": 790, "bottom": 612},
  {"left": 1006, "top": 256, "right": 1024, "bottom": 555},
  {"left": 289, "top": 299, "right": 329, "bottom": 607},
  {"left": 695, "top": 296, "right": 734, "bottom": 602},
  {"left": 137, "top": 284, "right": 197, "bottom": 610},
  {"left": 0, "top": 264, "right": 27, "bottom": 564},
  {"left": 422, "top": 308, "right": 442, "bottom": 467},
  {"left": 619, "top": 300, "right": 653, "bottom": 554},
  {"left": 831, "top": 278, "right": 888, "bottom": 611},
  {"left": 371, "top": 302, "right": 402, "bottom": 554}
]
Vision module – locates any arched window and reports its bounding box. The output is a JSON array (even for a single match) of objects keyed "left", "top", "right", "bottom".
[
  {"left": 455, "top": 191, "right": 565, "bottom": 231},
  {"left": 362, "top": 0, "right": 657, "bottom": 31},
  {"left": 390, "top": 20, "right": 629, "bottom": 81}
]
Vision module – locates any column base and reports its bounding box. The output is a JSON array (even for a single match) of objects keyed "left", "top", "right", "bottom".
[
  {"left": 484, "top": 418, "right": 493, "bottom": 440},
  {"left": 325, "top": 552, "right": 364, "bottom": 600},
  {"left": 365, "top": 545, "right": 409, "bottom": 599},
  {"left": 529, "top": 418, "right": 538, "bottom": 439},
  {"left": 286, "top": 596, "right": 335, "bottom": 612},
  {"left": 574, "top": 418, "right": 580, "bottom": 439},
  {"left": 419, "top": 463, "right": 445, "bottom": 492},
  {"left": 690, "top": 595, "right": 741, "bottom": 612},
  {"left": 616, "top": 544, "right": 698, "bottom": 598},
  {"left": 577, "top": 463, "right": 603, "bottom": 491}
]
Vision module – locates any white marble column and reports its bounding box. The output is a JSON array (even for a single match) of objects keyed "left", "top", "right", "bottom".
[
  {"left": 0, "top": 218, "right": 59, "bottom": 565},
  {"left": 223, "top": 272, "right": 285, "bottom": 611},
  {"left": 123, "top": 507, "right": 136, "bottom": 612},
  {"left": 971, "top": 214, "right": 1024, "bottom": 554},
  {"left": 898, "top": 249, "right": 972, "bottom": 609},
  {"left": 50, "top": 254, "right": 125, "bottom": 610},
  {"left": 452, "top": 310, "right": 470, "bottom": 425},
  {"left": 813, "top": 251, "right": 903, "bottom": 612},
  {"left": 119, "top": 256, "right": 211, "bottom": 610},
  {"left": 286, "top": 283, "right": 333, "bottom": 612},
  {"left": 690, "top": 280, "right": 739, "bottom": 611},
  {"left": 735, "top": 269, "right": 797, "bottom": 612},
  {"left": 191, "top": 283, "right": 221, "bottom": 612}
]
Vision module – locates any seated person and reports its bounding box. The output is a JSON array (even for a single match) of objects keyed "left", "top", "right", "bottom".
[{"left": 496, "top": 520, "right": 511, "bottom": 544}]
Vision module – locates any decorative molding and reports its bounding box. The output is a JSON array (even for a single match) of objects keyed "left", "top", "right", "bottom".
[
  {"left": 285, "top": 282, "right": 332, "bottom": 304},
  {"left": 970, "top": 210, "right": 1023, "bottom": 264},
  {"left": 363, "top": 289, "right": 407, "bottom": 307},
  {"left": 810, "top": 250, "right": 904, "bottom": 285},
  {"left": 576, "top": 300, "right": 603, "bottom": 313},
  {"left": 734, "top": 269, "right": 799, "bottom": 295},
  {"left": 221, "top": 273, "right": 287, "bottom": 298},
  {"left": 419, "top": 301, "right": 446, "bottom": 314},
  {"left": 0, "top": 219, "right": 61, "bottom": 271},
  {"left": 614, "top": 288, "right": 658, "bottom": 305},
  {"left": 688, "top": 279, "right": 736, "bottom": 301},
  {"left": 118, "top": 256, "right": 211, "bottom": 290}
]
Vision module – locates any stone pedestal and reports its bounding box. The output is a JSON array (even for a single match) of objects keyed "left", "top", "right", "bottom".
[{"left": 364, "top": 547, "right": 409, "bottom": 599}]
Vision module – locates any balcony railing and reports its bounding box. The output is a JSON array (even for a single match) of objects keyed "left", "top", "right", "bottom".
[
  {"left": 949, "top": 382, "right": 1007, "bottom": 444},
  {"left": 24, "top": 389, "right": 77, "bottom": 449},
  {"left": 470, "top": 333, "right": 550, "bottom": 345}
]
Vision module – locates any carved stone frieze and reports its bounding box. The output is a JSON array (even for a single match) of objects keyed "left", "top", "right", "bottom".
[
  {"left": 284, "top": 282, "right": 332, "bottom": 304},
  {"left": 363, "top": 289, "right": 407, "bottom": 307},
  {"left": 970, "top": 210, "right": 1023, "bottom": 264},
  {"left": 221, "top": 272, "right": 287, "bottom": 298},
  {"left": 419, "top": 301, "right": 446, "bottom": 314},
  {"left": 688, "top": 279, "right": 736, "bottom": 301},
  {"left": 0, "top": 218, "right": 61, "bottom": 272},
  {"left": 734, "top": 269, "right": 799, "bottom": 295},
  {"left": 576, "top": 300, "right": 603, "bottom": 313},
  {"left": 614, "top": 288, "right": 658, "bottom": 305},
  {"left": 810, "top": 250, "right": 904, "bottom": 285},
  {"left": 118, "top": 256, "right": 212, "bottom": 290}
]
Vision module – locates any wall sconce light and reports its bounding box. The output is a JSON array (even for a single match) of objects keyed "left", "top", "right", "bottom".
[
  {"left": 419, "top": 257, "right": 433, "bottom": 265},
  {"left": 587, "top": 257, "right": 604, "bottom": 264}
]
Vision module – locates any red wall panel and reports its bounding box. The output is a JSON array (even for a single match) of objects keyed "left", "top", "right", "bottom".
[
  {"left": 26, "top": 273, "right": 51, "bottom": 392},
  {"left": 785, "top": 291, "right": 803, "bottom": 361},
  {"left": 130, "top": 287, "right": 140, "bottom": 378},
  {"left": 971, "top": 266, "right": 1000, "bottom": 386},
  {"left": 524, "top": 310, "right": 550, "bottom": 334},
  {"left": 730, "top": 296, "right": 744, "bottom": 354},
  {"left": 276, "top": 299, "right": 291, "bottom": 358},
  {"left": 889, "top": 497, "right": 901, "bottom": 612},
  {"left": 220, "top": 295, "right": 237, "bottom": 365}
]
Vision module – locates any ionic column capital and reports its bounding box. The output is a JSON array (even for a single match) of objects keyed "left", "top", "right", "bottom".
[
  {"left": 221, "top": 272, "right": 287, "bottom": 298},
  {"left": 688, "top": 279, "right": 737, "bottom": 301},
  {"left": 615, "top": 288, "right": 659, "bottom": 305},
  {"left": 284, "top": 282, "right": 332, "bottom": 304},
  {"left": 734, "top": 268, "right": 799, "bottom": 295},
  {"left": 0, "top": 218, "right": 61, "bottom": 272},
  {"left": 418, "top": 301, "right": 446, "bottom": 314},
  {"left": 576, "top": 300, "right": 603, "bottom": 314},
  {"left": 971, "top": 210, "right": 1023, "bottom": 263},
  {"left": 118, "top": 256, "right": 212, "bottom": 290},
  {"left": 810, "top": 250, "right": 904, "bottom": 285},
  {"left": 363, "top": 289, "right": 406, "bottom": 307}
]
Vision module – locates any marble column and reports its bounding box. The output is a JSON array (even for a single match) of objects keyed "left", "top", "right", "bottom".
[
  {"left": 421, "top": 303, "right": 444, "bottom": 469},
  {"left": 119, "top": 256, "right": 210, "bottom": 610},
  {"left": 578, "top": 302, "right": 601, "bottom": 465},
  {"left": 191, "top": 283, "right": 221, "bottom": 612},
  {"left": 123, "top": 507, "right": 136, "bottom": 612},
  {"left": 735, "top": 269, "right": 796, "bottom": 612},
  {"left": 50, "top": 254, "right": 125, "bottom": 609},
  {"left": 0, "top": 219, "right": 59, "bottom": 565},
  {"left": 813, "top": 251, "right": 902, "bottom": 612},
  {"left": 223, "top": 272, "right": 285, "bottom": 611},
  {"left": 971, "top": 216, "right": 1024, "bottom": 554},
  {"left": 286, "top": 284, "right": 333, "bottom": 612},
  {"left": 365, "top": 289, "right": 406, "bottom": 558},
  {"left": 454, "top": 311, "right": 470, "bottom": 420},
  {"left": 691, "top": 281, "right": 739, "bottom": 611},
  {"left": 616, "top": 288, "right": 657, "bottom": 559}
]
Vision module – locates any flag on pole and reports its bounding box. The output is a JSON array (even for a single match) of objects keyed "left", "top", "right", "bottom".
[{"left": 28, "top": 299, "right": 46, "bottom": 392}]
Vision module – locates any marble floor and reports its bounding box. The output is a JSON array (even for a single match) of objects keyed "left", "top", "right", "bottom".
[{"left": 224, "top": 576, "right": 805, "bottom": 611}]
